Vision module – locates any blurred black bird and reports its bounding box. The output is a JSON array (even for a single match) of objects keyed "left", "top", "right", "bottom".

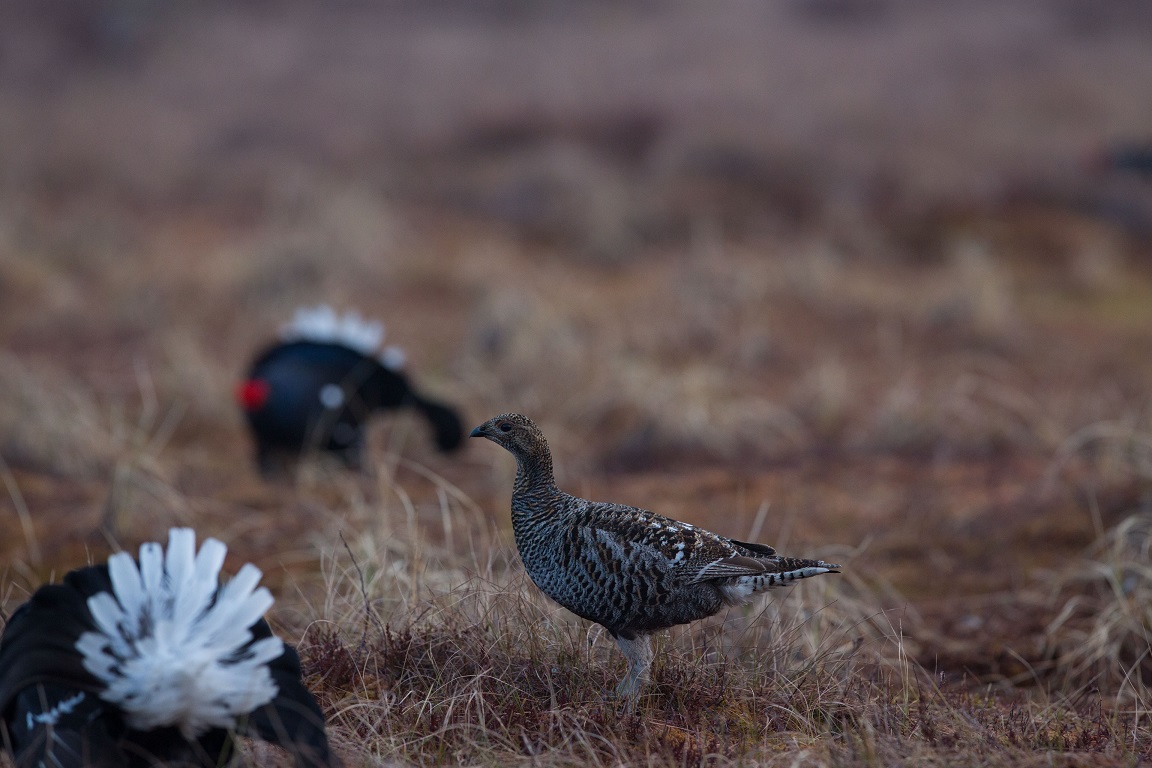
[
  {"left": 0, "top": 528, "right": 336, "bottom": 768},
  {"left": 237, "top": 305, "right": 464, "bottom": 475},
  {"left": 1090, "top": 142, "right": 1152, "bottom": 178}
]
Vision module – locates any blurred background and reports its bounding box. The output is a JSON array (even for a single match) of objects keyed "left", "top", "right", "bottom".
[{"left": 2, "top": 0, "right": 1152, "bottom": 692}]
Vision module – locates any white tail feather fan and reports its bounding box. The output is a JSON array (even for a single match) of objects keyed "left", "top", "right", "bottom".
[
  {"left": 76, "top": 529, "right": 284, "bottom": 739},
  {"left": 281, "top": 304, "right": 386, "bottom": 356}
]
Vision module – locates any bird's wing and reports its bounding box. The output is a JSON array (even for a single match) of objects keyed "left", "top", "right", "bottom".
[
  {"left": 729, "top": 538, "right": 777, "bottom": 557},
  {"left": 245, "top": 630, "right": 336, "bottom": 768},
  {"left": 0, "top": 567, "right": 114, "bottom": 713},
  {"left": 582, "top": 501, "right": 758, "bottom": 579},
  {"left": 690, "top": 555, "right": 768, "bottom": 582}
]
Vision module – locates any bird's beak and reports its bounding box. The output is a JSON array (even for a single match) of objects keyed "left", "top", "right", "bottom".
[{"left": 469, "top": 425, "right": 487, "bottom": 438}]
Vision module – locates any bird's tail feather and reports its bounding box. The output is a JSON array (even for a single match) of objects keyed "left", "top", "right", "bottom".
[
  {"left": 75, "top": 528, "right": 283, "bottom": 740},
  {"left": 412, "top": 395, "right": 464, "bottom": 452},
  {"left": 720, "top": 558, "right": 840, "bottom": 604},
  {"left": 280, "top": 305, "right": 384, "bottom": 355}
]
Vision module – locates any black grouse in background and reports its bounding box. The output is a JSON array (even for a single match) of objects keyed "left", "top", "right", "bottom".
[
  {"left": 237, "top": 305, "right": 464, "bottom": 475},
  {"left": 0, "top": 528, "right": 336, "bottom": 768},
  {"left": 1089, "top": 141, "right": 1152, "bottom": 178}
]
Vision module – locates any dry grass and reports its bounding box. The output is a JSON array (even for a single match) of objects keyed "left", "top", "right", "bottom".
[
  {"left": 1042, "top": 512, "right": 1152, "bottom": 708},
  {"left": 3, "top": 1, "right": 1152, "bottom": 765},
  {"left": 261, "top": 472, "right": 1151, "bottom": 767}
]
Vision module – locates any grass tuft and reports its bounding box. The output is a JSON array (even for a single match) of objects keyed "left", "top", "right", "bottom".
[
  {"left": 1042, "top": 512, "right": 1152, "bottom": 707},
  {"left": 288, "top": 523, "right": 921, "bottom": 767}
]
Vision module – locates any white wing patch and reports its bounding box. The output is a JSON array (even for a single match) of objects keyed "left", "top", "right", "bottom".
[
  {"left": 318, "top": 383, "right": 345, "bottom": 409},
  {"left": 24, "top": 692, "right": 87, "bottom": 729},
  {"left": 379, "top": 345, "right": 406, "bottom": 370}
]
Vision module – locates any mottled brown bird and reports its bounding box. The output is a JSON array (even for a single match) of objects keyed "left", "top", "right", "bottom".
[{"left": 470, "top": 413, "right": 840, "bottom": 701}]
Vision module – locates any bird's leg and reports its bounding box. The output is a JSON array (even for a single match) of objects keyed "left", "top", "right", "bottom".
[
  {"left": 612, "top": 634, "right": 653, "bottom": 705},
  {"left": 337, "top": 438, "right": 365, "bottom": 471}
]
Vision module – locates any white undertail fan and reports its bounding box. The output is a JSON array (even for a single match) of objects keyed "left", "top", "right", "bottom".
[
  {"left": 75, "top": 529, "right": 284, "bottom": 740},
  {"left": 281, "top": 304, "right": 406, "bottom": 369}
]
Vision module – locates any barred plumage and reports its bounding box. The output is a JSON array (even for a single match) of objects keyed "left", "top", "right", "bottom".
[{"left": 471, "top": 413, "right": 840, "bottom": 701}]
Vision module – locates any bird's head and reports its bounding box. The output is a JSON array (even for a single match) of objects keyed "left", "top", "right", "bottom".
[{"left": 469, "top": 413, "right": 548, "bottom": 462}]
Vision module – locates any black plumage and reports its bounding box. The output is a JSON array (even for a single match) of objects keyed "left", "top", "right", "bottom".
[
  {"left": 470, "top": 413, "right": 840, "bottom": 700},
  {"left": 0, "top": 530, "right": 336, "bottom": 768},
  {"left": 1095, "top": 143, "right": 1152, "bottom": 177},
  {"left": 238, "top": 307, "right": 463, "bottom": 475}
]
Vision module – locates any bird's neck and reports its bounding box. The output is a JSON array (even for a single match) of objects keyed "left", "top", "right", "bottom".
[{"left": 511, "top": 453, "right": 561, "bottom": 523}]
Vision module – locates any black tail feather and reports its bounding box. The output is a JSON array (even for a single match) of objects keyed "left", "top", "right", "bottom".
[
  {"left": 247, "top": 639, "right": 339, "bottom": 768},
  {"left": 412, "top": 396, "right": 464, "bottom": 452}
]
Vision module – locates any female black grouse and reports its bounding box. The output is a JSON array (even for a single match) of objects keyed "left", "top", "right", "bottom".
[{"left": 470, "top": 413, "right": 840, "bottom": 702}]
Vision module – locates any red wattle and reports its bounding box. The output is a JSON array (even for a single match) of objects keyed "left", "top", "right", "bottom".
[{"left": 236, "top": 379, "right": 271, "bottom": 411}]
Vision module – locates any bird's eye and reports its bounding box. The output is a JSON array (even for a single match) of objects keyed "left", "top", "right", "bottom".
[{"left": 499, "top": 422, "right": 513, "bottom": 433}]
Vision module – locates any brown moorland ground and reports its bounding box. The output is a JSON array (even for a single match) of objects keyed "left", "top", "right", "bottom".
[{"left": 2, "top": 1, "right": 1152, "bottom": 765}]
